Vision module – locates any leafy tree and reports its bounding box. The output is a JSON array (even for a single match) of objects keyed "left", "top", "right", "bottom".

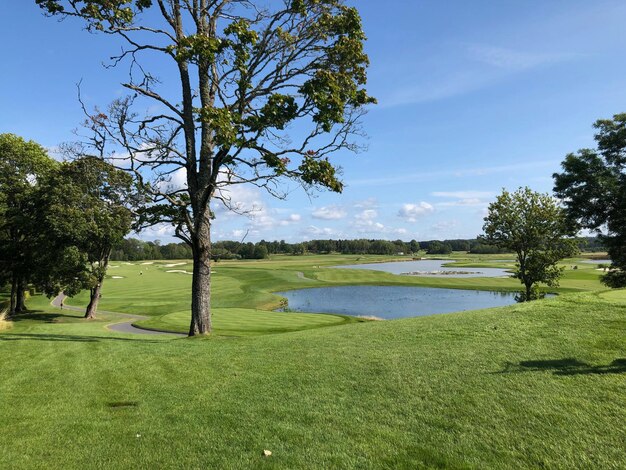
[
  {"left": 426, "top": 241, "right": 452, "bottom": 255},
  {"left": 554, "top": 113, "right": 626, "bottom": 287},
  {"left": 42, "top": 157, "right": 137, "bottom": 318},
  {"left": 0, "top": 134, "right": 57, "bottom": 314},
  {"left": 38, "top": 0, "right": 375, "bottom": 335},
  {"left": 481, "top": 187, "right": 577, "bottom": 301},
  {"left": 409, "top": 239, "right": 421, "bottom": 254}
]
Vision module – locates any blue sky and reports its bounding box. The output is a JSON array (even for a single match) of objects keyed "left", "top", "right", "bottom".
[{"left": 2, "top": 1, "right": 626, "bottom": 242}]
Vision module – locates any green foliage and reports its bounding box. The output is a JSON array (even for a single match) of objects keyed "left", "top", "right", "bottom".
[
  {"left": 298, "top": 155, "right": 343, "bottom": 192},
  {"left": 0, "top": 134, "right": 58, "bottom": 309},
  {"left": 554, "top": 113, "right": 626, "bottom": 286},
  {"left": 36, "top": 0, "right": 152, "bottom": 30},
  {"left": 37, "top": 1, "right": 375, "bottom": 196},
  {"left": 482, "top": 187, "right": 578, "bottom": 301},
  {"left": 426, "top": 241, "right": 452, "bottom": 255},
  {"left": 40, "top": 156, "right": 137, "bottom": 299},
  {"left": 171, "top": 34, "right": 226, "bottom": 64},
  {"left": 37, "top": 0, "right": 375, "bottom": 332},
  {"left": 197, "top": 107, "right": 240, "bottom": 147}
]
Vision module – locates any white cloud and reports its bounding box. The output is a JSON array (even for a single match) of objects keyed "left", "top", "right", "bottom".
[
  {"left": 301, "top": 225, "right": 337, "bottom": 237},
  {"left": 355, "top": 209, "right": 378, "bottom": 221},
  {"left": 157, "top": 167, "right": 187, "bottom": 192},
  {"left": 397, "top": 202, "right": 435, "bottom": 222},
  {"left": 279, "top": 213, "right": 302, "bottom": 226},
  {"left": 136, "top": 223, "right": 175, "bottom": 241},
  {"left": 312, "top": 205, "right": 347, "bottom": 220}
]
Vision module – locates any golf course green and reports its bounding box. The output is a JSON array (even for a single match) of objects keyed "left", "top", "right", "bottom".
[{"left": 1, "top": 254, "right": 624, "bottom": 468}]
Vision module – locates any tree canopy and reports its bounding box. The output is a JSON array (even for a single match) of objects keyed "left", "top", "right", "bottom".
[
  {"left": 554, "top": 113, "right": 626, "bottom": 287},
  {"left": 41, "top": 157, "right": 137, "bottom": 317},
  {"left": 481, "top": 187, "right": 577, "bottom": 301},
  {"left": 0, "top": 134, "right": 58, "bottom": 314},
  {"left": 37, "top": 0, "right": 375, "bottom": 335}
]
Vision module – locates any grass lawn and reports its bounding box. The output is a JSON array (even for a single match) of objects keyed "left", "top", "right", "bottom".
[
  {"left": 62, "top": 253, "right": 605, "bottom": 333},
  {"left": 0, "top": 253, "right": 623, "bottom": 468}
]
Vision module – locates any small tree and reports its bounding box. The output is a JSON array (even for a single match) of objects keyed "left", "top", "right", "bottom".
[
  {"left": 481, "top": 187, "right": 577, "bottom": 301},
  {"left": 42, "top": 157, "right": 137, "bottom": 318},
  {"left": 554, "top": 113, "right": 626, "bottom": 287},
  {"left": 38, "top": 0, "right": 375, "bottom": 335}
]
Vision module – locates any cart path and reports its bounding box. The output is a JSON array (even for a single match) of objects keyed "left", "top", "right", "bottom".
[{"left": 51, "top": 294, "right": 185, "bottom": 337}]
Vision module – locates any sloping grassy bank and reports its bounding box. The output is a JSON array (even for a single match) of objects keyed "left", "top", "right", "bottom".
[{"left": 1, "top": 291, "right": 624, "bottom": 468}]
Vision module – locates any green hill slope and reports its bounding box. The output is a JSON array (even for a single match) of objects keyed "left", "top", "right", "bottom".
[{"left": 1, "top": 291, "right": 624, "bottom": 468}]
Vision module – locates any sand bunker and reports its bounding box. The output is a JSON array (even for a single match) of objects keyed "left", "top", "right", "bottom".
[
  {"left": 163, "top": 262, "right": 187, "bottom": 267},
  {"left": 141, "top": 262, "right": 154, "bottom": 265},
  {"left": 111, "top": 276, "right": 124, "bottom": 279},
  {"left": 166, "top": 269, "right": 216, "bottom": 274}
]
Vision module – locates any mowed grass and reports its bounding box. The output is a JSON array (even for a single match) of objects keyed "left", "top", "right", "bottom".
[
  {"left": 0, "top": 290, "right": 624, "bottom": 468},
  {"left": 136, "top": 308, "right": 358, "bottom": 336},
  {"left": 62, "top": 254, "right": 605, "bottom": 333}
]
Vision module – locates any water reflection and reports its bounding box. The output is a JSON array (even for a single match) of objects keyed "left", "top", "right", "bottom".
[
  {"left": 277, "top": 285, "right": 519, "bottom": 319},
  {"left": 332, "top": 260, "right": 510, "bottom": 278}
]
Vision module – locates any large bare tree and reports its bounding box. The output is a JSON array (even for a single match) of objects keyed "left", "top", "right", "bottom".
[{"left": 37, "top": 0, "right": 375, "bottom": 335}]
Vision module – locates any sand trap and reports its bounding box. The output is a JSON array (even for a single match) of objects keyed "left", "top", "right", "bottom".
[
  {"left": 163, "top": 262, "right": 187, "bottom": 267},
  {"left": 111, "top": 276, "right": 124, "bottom": 279},
  {"left": 141, "top": 262, "right": 154, "bottom": 265},
  {"left": 123, "top": 263, "right": 134, "bottom": 265},
  {"left": 166, "top": 269, "right": 216, "bottom": 275},
  {"left": 108, "top": 265, "right": 120, "bottom": 268}
]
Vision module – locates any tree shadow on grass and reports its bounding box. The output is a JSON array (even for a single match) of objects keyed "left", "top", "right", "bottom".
[
  {"left": 9, "top": 311, "right": 85, "bottom": 323},
  {"left": 0, "top": 333, "right": 162, "bottom": 343},
  {"left": 501, "top": 358, "right": 626, "bottom": 375}
]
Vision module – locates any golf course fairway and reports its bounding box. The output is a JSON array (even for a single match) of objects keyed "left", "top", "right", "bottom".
[{"left": 0, "top": 255, "right": 624, "bottom": 468}]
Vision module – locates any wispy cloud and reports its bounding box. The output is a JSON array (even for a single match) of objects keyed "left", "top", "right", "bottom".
[
  {"left": 350, "top": 160, "right": 560, "bottom": 187},
  {"left": 467, "top": 44, "right": 578, "bottom": 71},
  {"left": 378, "top": 43, "right": 580, "bottom": 109},
  {"left": 431, "top": 190, "right": 494, "bottom": 208},
  {"left": 300, "top": 225, "right": 338, "bottom": 237},
  {"left": 432, "top": 191, "right": 494, "bottom": 199}
]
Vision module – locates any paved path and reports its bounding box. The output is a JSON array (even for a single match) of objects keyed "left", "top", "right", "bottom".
[{"left": 51, "top": 294, "right": 185, "bottom": 337}]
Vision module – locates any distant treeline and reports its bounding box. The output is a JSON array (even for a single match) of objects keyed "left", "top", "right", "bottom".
[{"left": 110, "top": 236, "right": 605, "bottom": 261}]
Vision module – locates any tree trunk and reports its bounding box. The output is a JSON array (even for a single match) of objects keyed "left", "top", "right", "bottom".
[
  {"left": 525, "top": 282, "right": 532, "bottom": 302},
  {"left": 189, "top": 219, "right": 212, "bottom": 336},
  {"left": 84, "top": 282, "right": 103, "bottom": 319},
  {"left": 15, "top": 278, "right": 26, "bottom": 313},
  {"left": 9, "top": 275, "right": 16, "bottom": 315},
  {"left": 85, "top": 251, "right": 110, "bottom": 319}
]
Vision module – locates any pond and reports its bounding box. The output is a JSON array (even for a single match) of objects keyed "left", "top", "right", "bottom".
[
  {"left": 580, "top": 259, "right": 611, "bottom": 264},
  {"left": 276, "top": 285, "right": 518, "bottom": 320},
  {"left": 332, "top": 259, "right": 511, "bottom": 277}
]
